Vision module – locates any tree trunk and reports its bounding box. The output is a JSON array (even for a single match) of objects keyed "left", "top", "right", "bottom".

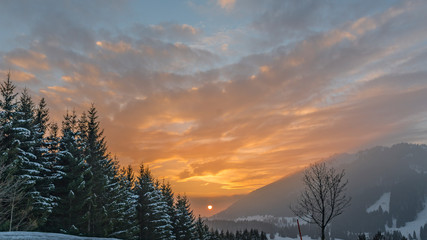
[
  {"left": 321, "top": 226, "right": 325, "bottom": 240},
  {"left": 9, "top": 192, "right": 15, "bottom": 231}
]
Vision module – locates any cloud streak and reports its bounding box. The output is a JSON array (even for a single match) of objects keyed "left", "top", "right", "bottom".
[{"left": 1, "top": 0, "right": 427, "bottom": 199}]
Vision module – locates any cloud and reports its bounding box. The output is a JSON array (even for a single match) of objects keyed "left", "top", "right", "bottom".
[
  {"left": 217, "top": 0, "right": 236, "bottom": 11},
  {"left": 0, "top": 69, "right": 36, "bottom": 83},
  {"left": 133, "top": 22, "right": 202, "bottom": 43},
  {"left": 1, "top": 0, "right": 427, "bottom": 197},
  {"left": 4, "top": 49, "right": 50, "bottom": 71}
]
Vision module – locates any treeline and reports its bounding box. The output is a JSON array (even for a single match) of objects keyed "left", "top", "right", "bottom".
[
  {"left": 0, "top": 74, "right": 268, "bottom": 240},
  {"left": 356, "top": 230, "right": 425, "bottom": 240}
]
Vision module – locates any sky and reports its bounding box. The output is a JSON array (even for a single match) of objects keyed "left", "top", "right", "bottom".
[{"left": 1, "top": 0, "right": 427, "bottom": 216}]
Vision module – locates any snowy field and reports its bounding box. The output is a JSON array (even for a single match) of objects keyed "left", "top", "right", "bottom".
[{"left": 0, "top": 231, "right": 119, "bottom": 240}]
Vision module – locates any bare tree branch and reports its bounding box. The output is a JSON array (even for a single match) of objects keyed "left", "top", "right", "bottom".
[{"left": 290, "top": 162, "right": 351, "bottom": 240}]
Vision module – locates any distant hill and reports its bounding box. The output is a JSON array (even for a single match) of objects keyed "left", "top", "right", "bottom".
[{"left": 211, "top": 143, "right": 427, "bottom": 239}]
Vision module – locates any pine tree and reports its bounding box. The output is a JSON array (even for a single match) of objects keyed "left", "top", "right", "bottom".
[
  {"left": 174, "top": 194, "right": 196, "bottom": 240},
  {"left": 136, "top": 164, "right": 174, "bottom": 240},
  {"left": 195, "top": 215, "right": 211, "bottom": 240},
  {"left": 15, "top": 90, "right": 54, "bottom": 229},
  {"left": 0, "top": 75, "right": 33, "bottom": 230},
  {"left": 33, "top": 98, "right": 54, "bottom": 212},
  {"left": 161, "top": 180, "right": 177, "bottom": 240},
  {"left": 47, "top": 111, "right": 91, "bottom": 234},
  {"left": 110, "top": 165, "right": 139, "bottom": 239},
  {"left": 136, "top": 164, "right": 152, "bottom": 240},
  {"left": 41, "top": 122, "right": 61, "bottom": 232},
  {"left": 0, "top": 72, "right": 20, "bottom": 176},
  {"left": 421, "top": 224, "right": 427, "bottom": 240},
  {"left": 81, "top": 104, "right": 120, "bottom": 237}
]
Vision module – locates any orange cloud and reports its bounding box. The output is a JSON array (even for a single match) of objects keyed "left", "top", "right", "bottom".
[
  {"left": 3, "top": 0, "right": 426, "bottom": 201},
  {"left": 96, "top": 40, "right": 132, "bottom": 53},
  {"left": 5, "top": 49, "right": 49, "bottom": 71},
  {"left": 0, "top": 70, "right": 35, "bottom": 82},
  {"left": 218, "top": 0, "right": 236, "bottom": 11}
]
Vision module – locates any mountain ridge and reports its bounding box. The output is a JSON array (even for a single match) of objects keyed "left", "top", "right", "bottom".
[{"left": 211, "top": 143, "right": 427, "bottom": 238}]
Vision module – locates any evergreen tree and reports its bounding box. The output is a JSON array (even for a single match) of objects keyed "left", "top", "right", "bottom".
[
  {"left": 47, "top": 111, "right": 91, "bottom": 234},
  {"left": 136, "top": 164, "right": 153, "bottom": 240},
  {"left": 136, "top": 164, "right": 174, "bottom": 240},
  {"left": 15, "top": 89, "right": 54, "bottom": 229},
  {"left": 80, "top": 104, "right": 121, "bottom": 236},
  {"left": 33, "top": 97, "right": 55, "bottom": 219},
  {"left": 161, "top": 180, "right": 177, "bottom": 240},
  {"left": 3, "top": 74, "right": 263, "bottom": 239},
  {"left": 195, "top": 215, "right": 211, "bottom": 240},
  {"left": 421, "top": 223, "right": 427, "bottom": 240},
  {"left": 174, "top": 194, "right": 196, "bottom": 240},
  {"left": 0, "top": 72, "right": 20, "bottom": 176},
  {"left": 110, "top": 165, "right": 139, "bottom": 239},
  {"left": 0, "top": 75, "right": 33, "bottom": 230}
]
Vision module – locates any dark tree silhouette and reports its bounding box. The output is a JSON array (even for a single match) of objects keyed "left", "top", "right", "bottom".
[{"left": 291, "top": 162, "right": 351, "bottom": 240}]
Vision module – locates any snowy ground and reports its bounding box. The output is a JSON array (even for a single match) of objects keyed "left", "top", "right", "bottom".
[
  {"left": 268, "top": 233, "right": 344, "bottom": 240},
  {"left": 268, "top": 233, "right": 315, "bottom": 240},
  {"left": 385, "top": 197, "right": 427, "bottom": 238},
  {"left": 0, "top": 231, "right": 119, "bottom": 240},
  {"left": 268, "top": 233, "right": 342, "bottom": 240}
]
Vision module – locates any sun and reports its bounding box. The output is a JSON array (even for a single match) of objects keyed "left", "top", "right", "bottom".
[{"left": 207, "top": 205, "right": 213, "bottom": 210}]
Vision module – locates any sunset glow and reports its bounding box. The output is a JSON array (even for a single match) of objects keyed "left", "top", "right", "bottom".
[{"left": 1, "top": 0, "right": 427, "bottom": 216}]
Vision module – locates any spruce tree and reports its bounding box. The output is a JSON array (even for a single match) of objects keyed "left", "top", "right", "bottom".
[
  {"left": 136, "top": 164, "right": 174, "bottom": 240},
  {"left": 195, "top": 215, "right": 211, "bottom": 240},
  {"left": 110, "top": 165, "right": 139, "bottom": 239},
  {"left": 0, "top": 75, "right": 32, "bottom": 230},
  {"left": 161, "top": 180, "right": 177, "bottom": 240},
  {"left": 42, "top": 122, "right": 61, "bottom": 232},
  {"left": 81, "top": 104, "right": 120, "bottom": 236},
  {"left": 103, "top": 157, "right": 132, "bottom": 239},
  {"left": 16, "top": 89, "right": 54, "bottom": 229},
  {"left": 174, "top": 194, "right": 196, "bottom": 240},
  {"left": 32, "top": 98, "right": 56, "bottom": 230},
  {"left": 48, "top": 111, "right": 91, "bottom": 234},
  {"left": 0, "top": 72, "right": 20, "bottom": 176}
]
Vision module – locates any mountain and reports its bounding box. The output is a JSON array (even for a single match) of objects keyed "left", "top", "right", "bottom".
[{"left": 211, "top": 143, "right": 427, "bottom": 239}]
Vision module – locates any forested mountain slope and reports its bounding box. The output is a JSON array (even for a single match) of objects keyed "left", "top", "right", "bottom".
[{"left": 213, "top": 143, "right": 427, "bottom": 238}]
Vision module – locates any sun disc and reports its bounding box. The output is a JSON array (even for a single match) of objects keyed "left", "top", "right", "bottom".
[{"left": 207, "top": 205, "right": 213, "bottom": 210}]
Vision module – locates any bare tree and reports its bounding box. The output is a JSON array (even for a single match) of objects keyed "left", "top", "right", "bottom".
[
  {"left": 0, "top": 162, "right": 27, "bottom": 231},
  {"left": 291, "top": 163, "right": 351, "bottom": 240}
]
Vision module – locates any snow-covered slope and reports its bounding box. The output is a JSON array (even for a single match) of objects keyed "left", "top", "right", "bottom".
[
  {"left": 0, "top": 232, "right": 119, "bottom": 240},
  {"left": 366, "top": 192, "right": 390, "bottom": 213},
  {"left": 386, "top": 197, "right": 427, "bottom": 238}
]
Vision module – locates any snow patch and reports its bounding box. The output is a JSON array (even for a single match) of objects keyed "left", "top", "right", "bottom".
[
  {"left": 366, "top": 192, "right": 390, "bottom": 213},
  {"left": 235, "top": 215, "right": 306, "bottom": 228},
  {"left": 386, "top": 196, "right": 427, "bottom": 239}
]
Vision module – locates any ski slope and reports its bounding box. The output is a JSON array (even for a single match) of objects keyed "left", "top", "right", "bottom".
[{"left": 366, "top": 192, "right": 391, "bottom": 213}]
